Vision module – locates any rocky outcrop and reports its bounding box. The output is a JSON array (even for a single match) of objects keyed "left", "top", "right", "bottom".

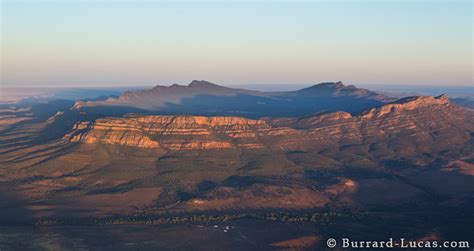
[
  {"left": 362, "top": 95, "right": 449, "bottom": 118},
  {"left": 67, "top": 121, "right": 161, "bottom": 148},
  {"left": 266, "top": 111, "right": 353, "bottom": 129},
  {"left": 66, "top": 115, "right": 272, "bottom": 150}
]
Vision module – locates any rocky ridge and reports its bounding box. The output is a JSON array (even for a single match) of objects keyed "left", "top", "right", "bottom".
[
  {"left": 362, "top": 94, "right": 449, "bottom": 118},
  {"left": 72, "top": 80, "right": 257, "bottom": 110},
  {"left": 66, "top": 115, "right": 272, "bottom": 150},
  {"left": 66, "top": 95, "right": 473, "bottom": 160},
  {"left": 71, "top": 80, "right": 392, "bottom": 117}
]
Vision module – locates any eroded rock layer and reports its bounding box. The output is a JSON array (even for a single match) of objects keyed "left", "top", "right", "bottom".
[
  {"left": 66, "top": 115, "right": 272, "bottom": 150},
  {"left": 66, "top": 95, "right": 473, "bottom": 163}
]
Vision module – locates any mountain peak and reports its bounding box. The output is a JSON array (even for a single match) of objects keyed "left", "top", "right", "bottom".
[
  {"left": 295, "top": 81, "right": 388, "bottom": 100},
  {"left": 362, "top": 95, "right": 450, "bottom": 118},
  {"left": 309, "top": 81, "right": 345, "bottom": 89},
  {"left": 435, "top": 94, "right": 448, "bottom": 100},
  {"left": 324, "top": 81, "right": 345, "bottom": 88},
  {"left": 188, "top": 80, "right": 220, "bottom": 88},
  {"left": 392, "top": 94, "right": 449, "bottom": 105}
]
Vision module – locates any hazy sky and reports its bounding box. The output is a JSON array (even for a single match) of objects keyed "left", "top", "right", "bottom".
[{"left": 1, "top": 0, "right": 472, "bottom": 88}]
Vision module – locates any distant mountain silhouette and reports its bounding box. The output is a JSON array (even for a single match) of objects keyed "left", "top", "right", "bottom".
[{"left": 72, "top": 80, "right": 394, "bottom": 118}]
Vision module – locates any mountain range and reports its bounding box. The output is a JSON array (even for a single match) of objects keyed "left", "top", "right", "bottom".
[
  {"left": 0, "top": 81, "right": 473, "bottom": 247},
  {"left": 72, "top": 80, "right": 393, "bottom": 117}
]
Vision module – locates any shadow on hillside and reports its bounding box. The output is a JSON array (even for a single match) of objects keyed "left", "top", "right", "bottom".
[
  {"left": 0, "top": 182, "right": 35, "bottom": 225},
  {"left": 156, "top": 94, "right": 386, "bottom": 118}
]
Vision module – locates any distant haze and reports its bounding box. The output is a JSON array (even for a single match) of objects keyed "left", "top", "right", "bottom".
[{"left": 1, "top": 0, "right": 472, "bottom": 88}]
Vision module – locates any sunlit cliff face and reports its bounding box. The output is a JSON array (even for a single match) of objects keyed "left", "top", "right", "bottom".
[{"left": 65, "top": 95, "right": 465, "bottom": 159}]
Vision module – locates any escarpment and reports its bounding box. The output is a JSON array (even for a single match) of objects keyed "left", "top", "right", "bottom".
[
  {"left": 65, "top": 95, "right": 474, "bottom": 159},
  {"left": 362, "top": 94, "right": 449, "bottom": 118},
  {"left": 66, "top": 116, "right": 273, "bottom": 150}
]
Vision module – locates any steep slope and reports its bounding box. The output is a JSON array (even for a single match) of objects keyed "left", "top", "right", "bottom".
[
  {"left": 72, "top": 80, "right": 393, "bottom": 117},
  {"left": 65, "top": 116, "right": 271, "bottom": 150}
]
